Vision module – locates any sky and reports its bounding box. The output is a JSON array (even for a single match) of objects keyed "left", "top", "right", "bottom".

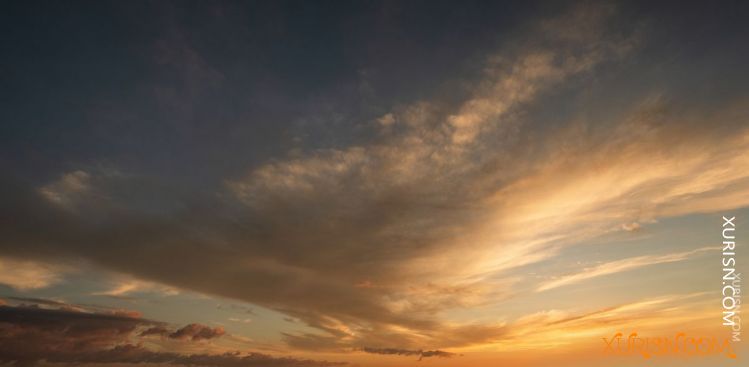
[{"left": 1, "top": 1, "right": 749, "bottom": 366}]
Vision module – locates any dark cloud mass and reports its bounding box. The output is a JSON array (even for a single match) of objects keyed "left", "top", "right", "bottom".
[
  {"left": 0, "top": 304, "right": 157, "bottom": 366},
  {"left": 0, "top": 303, "right": 342, "bottom": 367}
]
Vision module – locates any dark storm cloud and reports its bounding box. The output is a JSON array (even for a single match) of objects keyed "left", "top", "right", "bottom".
[
  {"left": 0, "top": 303, "right": 342, "bottom": 367},
  {"left": 2, "top": 0, "right": 749, "bottom": 355}
]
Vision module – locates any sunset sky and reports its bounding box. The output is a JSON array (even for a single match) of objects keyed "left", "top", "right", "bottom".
[{"left": 1, "top": 1, "right": 748, "bottom": 366}]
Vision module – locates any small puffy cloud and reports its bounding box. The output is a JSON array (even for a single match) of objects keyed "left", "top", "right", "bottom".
[
  {"left": 377, "top": 113, "right": 396, "bottom": 127},
  {"left": 170, "top": 323, "right": 226, "bottom": 341},
  {"left": 38, "top": 170, "right": 91, "bottom": 208},
  {"left": 140, "top": 323, "right": 225, "bottom": 341}
]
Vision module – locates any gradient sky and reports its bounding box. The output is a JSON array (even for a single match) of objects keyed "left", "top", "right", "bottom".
[{"left": 1, "top": 1, "right": 749, "bottom": 366}]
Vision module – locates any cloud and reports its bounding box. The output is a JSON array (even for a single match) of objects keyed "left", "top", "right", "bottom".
[
  {"left": 0, "top": 257, "right": 70, "bottom": 290},
  {"left": 139, "top": 325, "right": 171, "bottom": 337},
  {"left": 361, "top": 347, "right": 456, "bottom": 360},
  {"left": 140, "top": 323, "right": 225, "bottom": 341},
  {"left": 229, "top": 317, "right": 253, "bottom": 324},
  {"left": 536, "top": 246, "right": 718, "bottom": 292},
  {"left": 2, "top": 296, "right": 140, "bottom": 315},
  {"left": 281, "top": 315, "right": 507, "bottom": 352},
  {"left": 621, "top": 222, "right": 641, "bottom": 232},
  {"left": 3, "top": 296, "right": 69, "bottom": 307},
  {"left": 497, "top": 292, "right": 716, "bottom": 350},
  {"left": 93, "top": 277, "right": 180, "bottom": 297},
  {"left": 217, "top": 303, "right": 256, "bottom": 315},
  {"left": 40, "top": 344, "right": 346, "bottom": 367},
  {"left": 0, "top": 303, "right": 159, "bottom": 366},
  {"left": 0, "top": 303, "right": 342, "bottom": 367},
  {"left": 169, "top": 323, "right": 226, "bottom": 341},
  {"left": 38, "top": 170, "right": 91, "bottom": 209}
]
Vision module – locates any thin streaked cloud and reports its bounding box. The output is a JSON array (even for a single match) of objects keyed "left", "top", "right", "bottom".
[{"left": 536, "top": 247, "right": 718, "bottom": 292}]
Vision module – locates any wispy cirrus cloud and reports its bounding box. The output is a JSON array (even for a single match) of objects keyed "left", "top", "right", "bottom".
[
  {"left": 93, "top": 277, "right": 180, "bottom": 298},
  {"left": 536, "top": 246, "right": 718, "bottom": 292},
  {"left": 497, "top": 292, "right": 717, "bottom": 351}
]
